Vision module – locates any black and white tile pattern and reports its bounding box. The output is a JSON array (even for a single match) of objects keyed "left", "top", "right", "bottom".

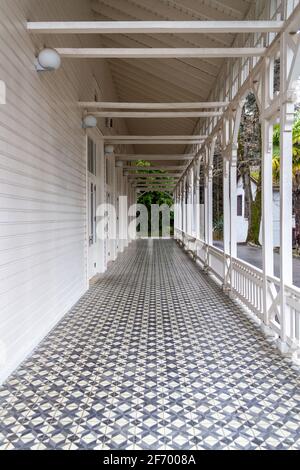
[{"left": 0, "top": 240, "right": 299, "bottom": 450}]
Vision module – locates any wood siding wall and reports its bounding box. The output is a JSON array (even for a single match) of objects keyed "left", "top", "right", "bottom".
[{"left": 0, "top": 0, "right": 128, "bottom": 383}]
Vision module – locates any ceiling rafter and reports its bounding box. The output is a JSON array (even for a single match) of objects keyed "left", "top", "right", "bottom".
[
  {"left": 210, "top": 0, "right": 251, "bottom": 18},
  {"left": 115, "top": 57, "right": 211, "bottom": 95},
  {"left": 90, "top": 18, "right": 223, "bottom": 76},
  {"left": 108, "top": 61, "right": 205, "bottom": 102},
  {"left": 160, "top": 0, "right": 243, "bottom": 21},
  {"left": 124, "top": 119, "right": 194, "bottom": 136},
  {"left": 28, "top": 20, "right": 282, "bottom": 34},
  {"left": 92, "top": 0, "right": 231, "bottom": 49},
  {"left": 57, "top": 48, "right": 265, "bottom": 58},
  {"left": 109, "top": 77, "right": 201, "bottom": 118},
  {"left": 98, "top": 35, "right": 217, "bottom": 84},
  {"left": 112, "top": 82, "right": 193, "bottom": 104},
  {"left": 118, "top": 0, "right": 235, "bottom": 44},
  {"left": 114, "top": 84, "right": 198, "bottom": 113},
  {"left": 87, "top": 0, "right": 253, "bottom": 155},
  {"left": 80, "top": 101, "right": 229, "bottom": 109}
]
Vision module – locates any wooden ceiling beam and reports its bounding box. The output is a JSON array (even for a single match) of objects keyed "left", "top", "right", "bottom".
[
  {"left": 102, "top": 135, "right": 206, "bottom": 140},
  {"left": 90, "top": 111, "right": 222, "bottom": 118},
  {"left": 92, "top": 0, "right": 233, "bottom": 48},
  {"left": 108, "top": 140, "right": 202, "bottom": 144},
  {"left": 56, "top": 47, "right": 266, "bottom": 58},
  {"left": 128, "top": 174, "right": 181, "bottom": 178},
  {"left": 27, "top": 21, "right": 283, "bottom": 34},
  {"left": 116, "top": 154, "right": 194, "bottom": 160},
  {"left": 124, "top": 165, "right": 186, "bottom": 170},
  {"left": 79, "top": 101, "right": 229, "bottom": 109}
]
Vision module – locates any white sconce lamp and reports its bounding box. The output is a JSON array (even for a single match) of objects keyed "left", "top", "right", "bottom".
[
  {"left": 105, "top": 144, "right": 114, "bottom": 155},
  {"left": 116, "top": 161, "right": 123, "bottom": 168},
  {"left": 82, "top": 115, "right": 97, "bottom": 129},
  {"left": 36, "top": 48, "right": 61, "bottom": 72},
  {"left": 123, "top": 170, "right": 129, "bottom": 177}
]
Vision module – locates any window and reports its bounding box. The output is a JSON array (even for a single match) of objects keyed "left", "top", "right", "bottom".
[
  {"left": 105, "top": 158, "right": 109, "bottom": 185},
  {"left": 88, "top": 137, "right": 96, "bottom": 175},
  {"left": 237, "top": 195, "right": 243, "bottom": 216},
  {"left": 199, "top": 186, "right": 205, "bottom": 204}
]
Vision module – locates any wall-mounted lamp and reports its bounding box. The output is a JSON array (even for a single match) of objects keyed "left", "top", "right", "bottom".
[
  {"left": 82, "top": 115, "right": 97, "bottom": 129},
  {"left": 123, "top": 170, "right": 129, "bottom": 176},
  {"left": 115, "top": 161, "right": 123, "bottom": 168},
  {"left": 105, "top": 144, "right": 114, "bottom": 155},
  {"left": 36, "top": 48, "right": 61, "bottom": 72}
]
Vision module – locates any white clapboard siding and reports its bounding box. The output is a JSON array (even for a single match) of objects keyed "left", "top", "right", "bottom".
[{"left": 0, "top": 0, "right": 127, "bottom": 383}]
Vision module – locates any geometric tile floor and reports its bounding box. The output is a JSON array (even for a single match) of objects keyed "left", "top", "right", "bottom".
[{"left": 0, "top": 239, "right": 299, "bottom": 450}]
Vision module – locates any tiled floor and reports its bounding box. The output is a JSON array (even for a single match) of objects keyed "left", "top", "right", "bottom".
[{"left": 0, "top": 239, "right": 299, "bottom": 450}]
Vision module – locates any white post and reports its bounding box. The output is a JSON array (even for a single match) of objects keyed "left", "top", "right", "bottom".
[
  {"left": 204, "top": 143, "right": 214, "bottom": 270},
  {"left": 183, "top": 176, "right": 187, "bottom": 235},
  {"left": 256, "top": 55, "right": 276, "bottom": 332},
  {"left": 204, "top": 147, "right": 213, "bottom": 247},
  {"left": 261, "top": 118, "right": 275, "bottom": 326},
  {"left": 174, "top": 187, "right": 177, "bottom": 234},
  {"left": 229, "top": 153, "right": 237, "bottom": 260},
  {"left": 279, "top": 101, "right": 294, "bottom": 345},
  {"left": 279, "top": 32, "right": 295, "bottom": 348},
  {"left": 195, "top": 158, "right": 201, "bottom": 239},
  {"left": 223, "top": 156, "right": 231, "bottom": 287},
  {"left": 187, "top": 168, "right": 193, "bottom": 236},
  {"left": 223, "top": 157, "right": 230, "bottom": 256}
]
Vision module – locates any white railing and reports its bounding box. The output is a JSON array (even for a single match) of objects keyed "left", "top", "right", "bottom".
[
  {"left": 175, "top": 228, "right": 300, "bottom": 360},
  {"left": 285, "top": 284, "right": 300, "bottom": 351},
  {"left": 231, "top": 256, "right": 264, "bottom": 320}
]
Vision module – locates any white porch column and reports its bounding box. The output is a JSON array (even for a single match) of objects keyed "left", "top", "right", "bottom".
[
  {"left": 187, "top": 168, "right": 193, "bottom": 236},
  {"left": 176, "top": 185, "right": 181, "bottom": 234},
  {"left": 124, "top": 177, "right": 130, "bottom": 247},
  {"left": 229, "top": 152, "right": 237, "bottom": 260},
  {"left": 261, "top": 117, "right": 275, "bottom": 326},
  {"left": 279, "top": 100, "right": 294, "bottom": 345},
  {"left": 173, "top": 187, "right": 177, "bottom": 233},
  {"left": 223, "top": 157, "right": 230, "bottom": 256},
  {"left": 204, "top": 144, "right": 214, "bottom": 247},
  {"left": 222, "top": 155, "right": 231, "bottom": 287},
  {"left": 182, "top": 176, "right": 187, "bottom": 234},
  {"left": 279, "top": 32, "right": 297, "bottom": 347},
  {"left": 194, "top": 158, "right": 201, "bottom": 239},
  {"left": 255, "top": 56, "right": 276, "bottom": 331}
]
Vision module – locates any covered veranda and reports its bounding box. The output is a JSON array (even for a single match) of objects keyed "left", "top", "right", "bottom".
[{"left": 0, "top": 0, "right": 300, "bottom": 451}]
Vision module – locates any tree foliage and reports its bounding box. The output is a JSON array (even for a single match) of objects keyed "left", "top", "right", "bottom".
[
  {"left": 238, "top": 93, "right": 262, "bottom": 245},
  {"left": 272, "top": 112, "right": 300, "bottom": 189},
  {"left": 136, "top": 161, "right": 174, "bottom": 236}
]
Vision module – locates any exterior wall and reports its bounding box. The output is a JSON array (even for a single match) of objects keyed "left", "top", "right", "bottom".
[
  {"left": 259, "top": 190, "right": 280, "bottom": 247},
  {"left": 236, "top": 177, "right": 249, "bottom": 243},
  {"left": 0, "top": 0, "right": 128, "bottom": 383}
]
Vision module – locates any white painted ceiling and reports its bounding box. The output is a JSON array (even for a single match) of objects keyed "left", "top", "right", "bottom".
[{"left": 91, "top": 0, "right": 253, "bottom": 155}]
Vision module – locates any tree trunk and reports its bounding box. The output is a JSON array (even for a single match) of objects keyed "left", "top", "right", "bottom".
[{"left": 246, "top": 172, "right": 262, "bottom": 245}]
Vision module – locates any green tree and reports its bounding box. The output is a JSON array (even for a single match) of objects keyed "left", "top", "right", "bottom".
[
  {"left": 238, "top": 93, "right": 262, "bottom": 245},
  {"left": 272, "top": 112, "right": 300, "bottom": 245},
  {"left": 135, "top": 161, "right": 174, "bottom": 236}
]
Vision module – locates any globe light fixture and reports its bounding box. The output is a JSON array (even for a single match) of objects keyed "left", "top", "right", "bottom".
[
  {"left": 82, "top": 115, "right": 97, "bottom": 129},
  {"left": 105, "top": 145, "right": 114, "bottom": 155},
  {"left": 36, "top": 48, "right": 61, "bottom": 72}
]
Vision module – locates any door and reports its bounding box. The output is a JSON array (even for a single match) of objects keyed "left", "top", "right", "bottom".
[
  {"left": 104, "top": 191, "right": 112, "bottom": 264},
  {"left": 87, "top": 137, "right": 98, "bottom": 279},
  {"left": 88, "top": 177, "right": 97, "bottom": 278}
]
